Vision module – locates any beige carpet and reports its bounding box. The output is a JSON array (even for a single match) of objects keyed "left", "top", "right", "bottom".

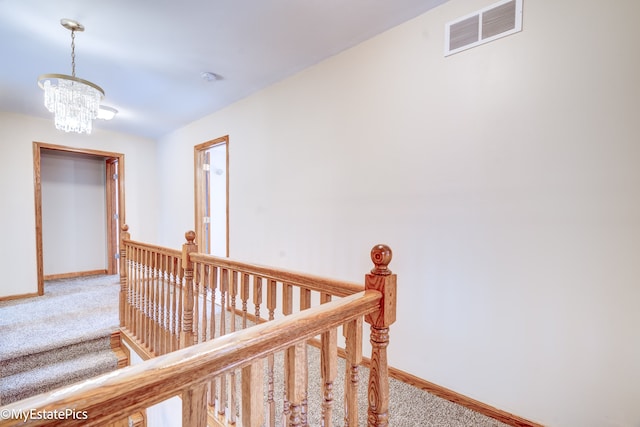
[{"left": 0, "top": 275, "right": 119, "bottom": 404}]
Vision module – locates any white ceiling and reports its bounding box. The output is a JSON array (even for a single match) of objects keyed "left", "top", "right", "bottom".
[{"left": 0, "top": 0, "right": 448, "bottom": 139}]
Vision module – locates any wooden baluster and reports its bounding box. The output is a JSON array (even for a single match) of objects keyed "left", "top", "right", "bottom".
[
  {"left": 253, "top": 276, "right": 263, "bottom": 323},
  {"left": 192, "top": 262, "right": 199, "bottom": 345},
  {"left": 151, "top": 251, "right": 158, "bottom": 355},
  {"left": 130, "top": 245, "right": 136, "bottom": 336},
  {"left": 148, "top": 249, "right": 153, "bottom": 350},
  {"left": 320, "top": 293, "right": 336, "bottom": 427},
  {"left": 300, "top": 288, "right": 312, "bottom": 427},
  {"left": 150, "top": 250, "right": 157, "bottom": 354},
  {"left": 119, "top": 225, "right": 130, "bottom": 328},
  {"left": 177, "top": 258, "right": 185, "bottom": 350},
  {"left": 183, "top": 383, "right": 207, "bottom": 427},
  {"left": 144, "top": 249, "right": 151, "bottom": 351},
  {"left": 166, "top": 254, "right": 173, "bottom": 353},
  {"left": 193, "top": 262, "right": 201, "bottom": 345},
  {"left": 140, "top": 248, "right": 145, "bottom": 346},
  {"left": 287, "top": 342, "right": 307, "bottom": 427},
  {"left": 166, "top": 255, "right": 173, "bottom": 353},
  {"left": 242, "top": 359, "right": 264, "bottom": 427},
  {"left": 140, "top": 247, "right": 146, "bottom": 347},
  {"left": 230, "top": 270, "right": 238, "bottom": 330},
  {"left": 128, "top": 243, "right": 135, "bottom": 336},
  {"left": 282, "top": 282, "right": 293, "bottom": 426},
  {"left": 145, "top": 247, "right": 151, "bottom": 349},
  {"left": 229, "top": 270, "right": 239, "bottom": 424},
  {"left": 166, "top": 254, "right": 172, "bottom": 355},
  {"left": 365, "top": 245, "right": 397, "bottom": 427},
  {"left": 241, "top": 273, "right": 250, "bottom": 328},
  {"left": 129, "top": 245, "right": 135, "bottom": 337},
  {"left": 170, "top": 256, "right": 178, "bottom": 352},
  {"left": 343, "top": 317, "right": 363, "bottom": 427},
  {"left": 208, "top": 266, "right": 218, "bottom": 409},
  {"left": 202, "top": 265, "right": 207, "bottom": 343},
  {"left": 135, "top": 246, "right": 142, "bottom": 341},
  {"left": 158, "top": 253, "right": 164, "bottom": 355},
  {"left": 266, "top": 279, "right": 277, "bottom": 427},
  {"left": 124, "top": 240, "right": 130, "bottom": 330},
  {"left": 209, "top": 265, "right": 218, "bottom": 340},
  {"left": 159, "top": 253, "right": 167, "bottom": 355},
  {"left": 218, "top": 268, "right": 229, "bottom": 417}
]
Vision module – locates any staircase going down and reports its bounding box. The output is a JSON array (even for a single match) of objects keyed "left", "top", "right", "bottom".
[{"left": 0, "top": 275, "right": 122, "bottom": 405}]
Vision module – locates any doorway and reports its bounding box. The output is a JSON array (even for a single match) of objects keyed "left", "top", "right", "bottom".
[
  {"left": 194, "top": 136, "right": 229, "bottom": 256},
  {"left": 33, "top": 142, "right": 126, "bottom": 295}
]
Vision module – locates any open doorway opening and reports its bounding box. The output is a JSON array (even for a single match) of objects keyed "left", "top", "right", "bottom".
[
  {"left": 33, "top": 142, "right": 126, "bottom": 295},
  {"left": 194, "top": 136, "right": 229, "bottom": 256}
]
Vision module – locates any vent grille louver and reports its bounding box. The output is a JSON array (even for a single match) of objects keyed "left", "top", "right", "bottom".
[{"left": 445, "top": 0, "right": 523, "bottom": 56}]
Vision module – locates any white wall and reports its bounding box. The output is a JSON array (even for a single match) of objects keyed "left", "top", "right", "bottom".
[
  {"left": 155, "top": 0, "right": 640, "bottom": 426},
  {"left": 0, "top": 112, "right": 158, "bottom": 298},
  {"left": 128, "top": 348, "right": 182, "bottom": 427},
  {"left": 41, "top": 150, "right": 107, "bottom": 275},
  {"left": 209, "top": 143, "right": 227, "bottom": 256}
]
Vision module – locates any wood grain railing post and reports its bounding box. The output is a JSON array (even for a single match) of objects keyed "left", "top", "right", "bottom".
[
  {"left": 343, "top": 317, "right": 363, "bottom": 427},
  {"left": 364, "top": 244, "right": 396, "bottom": 427},
  {"left": 119, "top": 224, "right": 130, "bottom": 328},
  {"left": 242, "top": 359, "right": 265, "bottom": 427},
  {"left": 286, "top": 342, "right": 307, "bottom": 427},
  {"left": 180, "top": 230, "right": 198, "bottom": 348},
  {"left": 266, "top": 279, "right": 277, "bottom": 427},
  {"left": 182, "top": 383, "right": 207, "bottom": 427}
]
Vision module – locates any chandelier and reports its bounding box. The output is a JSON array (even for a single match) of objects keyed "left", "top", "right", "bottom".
[{"left": 38, "top": 19, "right": 105, "bottom": 134}]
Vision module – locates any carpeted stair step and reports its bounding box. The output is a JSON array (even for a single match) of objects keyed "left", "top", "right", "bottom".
[
  {"left": 0, "top": 275, "right": 121, "bottom": 406},
  {"left": 0, "top": 348, "right": 118, "bottom": 404},
  {"left": 0, "top": 336, "right": 113, "bottom": 378}
]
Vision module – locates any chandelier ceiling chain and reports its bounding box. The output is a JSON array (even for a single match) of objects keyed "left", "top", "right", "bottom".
[
  {"left": 37, "top": 19, "right": 106, "bottom": 134},
  {"left": 70, "top": 28, "right": 76, "bottom": 77}
]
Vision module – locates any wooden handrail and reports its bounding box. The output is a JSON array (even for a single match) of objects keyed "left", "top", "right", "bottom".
[
  {"left": 122, "top": 238, "right": 182, "bottom": 258},
  {"left": 188, "top": 252, "right": 364, "bottom": 297},
  {"left": 0, "top": 291, "right": 382, "bottom": 427}
]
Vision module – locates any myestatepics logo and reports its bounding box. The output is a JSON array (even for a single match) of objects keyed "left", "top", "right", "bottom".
[{"left": 0, "top": 408, "right": 89, "bottom": 423}]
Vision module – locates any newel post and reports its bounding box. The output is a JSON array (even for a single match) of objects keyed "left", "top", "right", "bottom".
[
  {"left": 119, "top": 224, "right": 131, "bottom": 328},
  {"left": 180, "top": 230, "right": 198, "bottom": 348},
  {"left": 365, "top": 244, "right": 397, "bottom": 427}
]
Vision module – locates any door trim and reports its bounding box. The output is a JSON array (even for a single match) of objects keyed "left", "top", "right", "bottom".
[
  {"left": 194, "top": 135, "right": 229, "bottom": 256},
  {"left": 33, "top": 142, "right": 126, "bottom": 295}
]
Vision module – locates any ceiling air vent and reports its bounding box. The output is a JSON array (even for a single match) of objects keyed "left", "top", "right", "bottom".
[{"left": 445, "top": 0, "right": 523, "bottom": 56}]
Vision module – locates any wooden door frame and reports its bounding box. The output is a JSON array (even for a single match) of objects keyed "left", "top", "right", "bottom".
[
  {"left": 194, "top": 135, "right": 229, "bottom": 256},
  {"left": 33, "top": 142, "right": 126, "bottom": 295},
  {"left": 105, "top": 158, "right": 119, "bottom": 275}
]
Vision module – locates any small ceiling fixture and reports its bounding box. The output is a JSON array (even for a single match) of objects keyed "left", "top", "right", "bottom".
[
  {"left": 38, "top": 19, "right": 105, "bottom": 134},
  {"left": 200, "top": 71, "right": 219, "bottom": 82}
]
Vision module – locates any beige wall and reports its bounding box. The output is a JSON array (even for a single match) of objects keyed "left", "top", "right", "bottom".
[
  {"left": 0, "top": 112, "right": 159, "bottom": 297},
  {"left": 41, "top": 151, "right": 107, "bottom": 275},
  {"left": 156, "top": 0, "right": 640, "bottom": 425}
]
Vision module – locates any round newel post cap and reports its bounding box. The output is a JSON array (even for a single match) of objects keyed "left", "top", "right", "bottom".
[
  {"left": 185, "top": 230, "right": 196, "bottom": 244},
  {"left": 121, "top": 224, "right": 129, "bottom": 232},
  {"left": 370, "top": 244, "right": 392, "bottom": 275}
]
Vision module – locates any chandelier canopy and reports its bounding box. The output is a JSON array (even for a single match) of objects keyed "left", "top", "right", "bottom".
[{"left": 37, "top": 19, "right": 105, "bottom": 134}]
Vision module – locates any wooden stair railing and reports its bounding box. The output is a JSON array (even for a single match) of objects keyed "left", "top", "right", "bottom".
[
  {"left": 119, "top": 225, "right": 186, "bottom": 357},
  {"left": 0, "top": 288, "right": 389, "bottom": 426},
  {"left": 114, "top": 227, "right": 397, "bottom": 426},
  {"left": 0, "top": 225, "right": 396, "bottom": 427}
]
